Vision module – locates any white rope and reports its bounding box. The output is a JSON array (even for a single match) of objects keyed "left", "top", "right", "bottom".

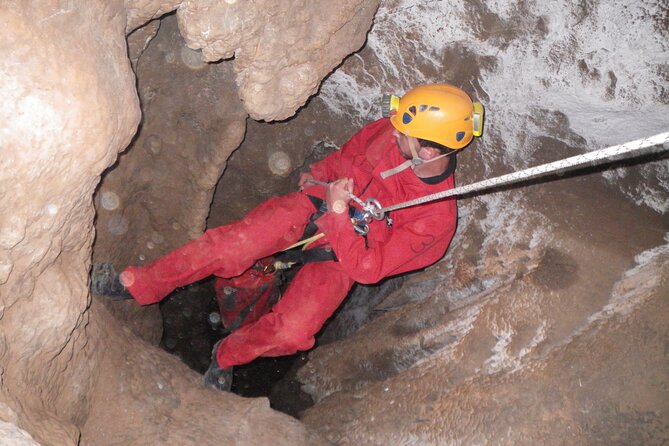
[
  {"left": 379, "top": 131, "right": 669, "bottom": 214},
  {"left": 305, "top": 179, "right": 368, "bottom": 208}
]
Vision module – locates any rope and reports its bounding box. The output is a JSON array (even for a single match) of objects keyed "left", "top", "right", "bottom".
[
  {"left": 379, "top": 131, "right": 669, "bottom": 214},
  {"left": 305, "top": 179, "right": 368, "bottom": 208},
  {"left": 283, "top": 233, "right": 325, "bottom": 251}
]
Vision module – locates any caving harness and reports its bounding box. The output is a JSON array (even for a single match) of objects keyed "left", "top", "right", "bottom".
[
  {"left": 303, "top": 179, "right": 391, "bottom": 232},
  {"left": 265, "top": 191, "right": 380, "bottom": 273}
]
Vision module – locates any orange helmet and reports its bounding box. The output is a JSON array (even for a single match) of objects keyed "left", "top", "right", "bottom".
[{"left": 382, "top": 84, "right": 484, "bottom": 150}]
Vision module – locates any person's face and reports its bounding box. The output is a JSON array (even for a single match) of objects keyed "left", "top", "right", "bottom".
[{"left": 392, "top": 129, "right": 419, "bottom": 160}]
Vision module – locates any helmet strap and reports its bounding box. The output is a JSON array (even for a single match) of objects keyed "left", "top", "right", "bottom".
[
  {"left": 381, "top": 138, "right": 451, "bottom": 179},
  {"left": 408, "top": 136, "right": 421, "bottom": 160}
]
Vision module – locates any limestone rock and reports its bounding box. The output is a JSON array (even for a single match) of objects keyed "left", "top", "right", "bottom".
[
  {"left": 0, "top": 1, "right": 139, "bottom": 443},
  {"left": 177, "top": 0, "right": 381, "bottom": 120},
  {"left": 215, "top": 0, "right": 668, "bottom": 442},
  {"left": 93, "top": 15, "right": 249, "bottom": 343},
  {"left": 127, "top": 19, "right": 161, "bottom": 69},
  {"left": 1, "top": 1, "right": 330, "bottom": 444},
  {"left": 4, "top": 0, "right": 667, "bottom": 444},
  {"left": 0, "top": 420, "right": 39, "bottom": 446},
  {"left": 301, "top": 236, "right": 669, "bottom": 444},
  {"left": 81, "top": 300, "right": 328, "bottom": 446},
  {"left": 124, "top": 0, "right": 180, "bottom": 33}
]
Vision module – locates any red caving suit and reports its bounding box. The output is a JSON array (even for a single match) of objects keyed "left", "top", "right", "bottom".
[{"left": 123, "top": 118, "right": 457, "bottom": 369}]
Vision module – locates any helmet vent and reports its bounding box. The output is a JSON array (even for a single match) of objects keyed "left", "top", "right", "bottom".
[
  {"left": 402, "top": 113, "right": 413, "bottom": 124},
  {"left": 419, "top": 105, "right": 428, "bottom": 112},
  {"left": 455, "top": 131, "right": 465, "bottom": 142},
  {"left": 429, "top": 106, "right": 440, "bottom": 111},
  {"left": 408, "top": 106, "right": 417, "bottom": 115}
]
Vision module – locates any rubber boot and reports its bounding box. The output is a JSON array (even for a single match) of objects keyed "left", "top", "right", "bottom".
[
  {"left": 203, "top": 340, "right": 233, "bottom": 391},
  {"left": 90, "top": 263, "right": 133, "bottom": 300}
]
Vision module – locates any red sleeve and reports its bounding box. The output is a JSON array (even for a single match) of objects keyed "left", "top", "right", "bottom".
[
  {"left": 309, "top": 119, "right": 389, "bottom": 181},
  {"left": 315, "top": 202, "right": 457, "bottom": 284}
]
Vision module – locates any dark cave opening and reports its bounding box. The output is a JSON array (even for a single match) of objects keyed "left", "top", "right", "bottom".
[
  {"left": 157, "top": 272, "right": 321, "bottom": 418},
  {"left": 155, "top": 266, "right": 403, "bottom": 417}
]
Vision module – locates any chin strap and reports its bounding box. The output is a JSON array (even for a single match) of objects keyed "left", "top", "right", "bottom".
[{"left": 381, "top": 138, "right": 450, "bottom": 179}]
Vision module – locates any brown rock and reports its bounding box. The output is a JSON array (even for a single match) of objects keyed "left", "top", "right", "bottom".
[
  {"left": 2, "top": 0, "right": 667, "bottom": 444},
  {"left": 93, "top": 16, "right": 248, "bottom": 343},
  {"left": 0, "top": 1, "right": 139, "bottom": 443},
  {"left": 177, "top": 0, "right": 381, "bottom": 120},
  {"left": 124, "top": 0, "right": 180, "bottom": 33}
]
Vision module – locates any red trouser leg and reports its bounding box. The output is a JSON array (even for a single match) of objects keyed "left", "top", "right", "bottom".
[
  {"left": 122, "top": 193, "right": 316, "bottom": 305},
  {"left": 216, "top": 261, "right": 355, "bottom": 369}
]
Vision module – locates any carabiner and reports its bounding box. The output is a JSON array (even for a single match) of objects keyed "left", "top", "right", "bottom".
[
  {"left": 363, "top": 198, "right": 385, "bottom": 221},
  {"left": 354, "top": 223, "right": 370, "bottom": 235}
]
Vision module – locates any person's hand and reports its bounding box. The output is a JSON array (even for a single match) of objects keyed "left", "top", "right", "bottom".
[
  {"left": 298, "top": 172, "right": 314, "bottom": 191},
  {"left": 326, "top": 178, "right": 353, "bottom": 214}
]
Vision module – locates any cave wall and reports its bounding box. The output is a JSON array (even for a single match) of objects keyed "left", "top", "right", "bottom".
[
  {"left": 0, "top": 1, "right": 140, "bottom": 443},
  {"left": 2, "top": 0, "right": 666, "bottom": 444},
  {"left": 93, "top": 15, "right": 248, "bottom": 343},
  {"left": 302, "top": 246, "right": 669, "bottom": 445},
  {"left": 177, "top": 0, "right": 381, "bottom": 121},
  {"left": 1, "top": 0, "right": 381, "bottom": 444}
]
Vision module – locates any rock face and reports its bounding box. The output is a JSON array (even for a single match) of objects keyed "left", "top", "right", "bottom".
[
  {"left": 277, "top": 0, "right": 668, "bottom": 443},
  {"left": 0, "top": 420, "right": 39, "bottom": 446},
  {"left": 80, "top": 301, "right": 327, "bottom": 446},
  {"left": 124, "top": 0, "right": 181, "bottom": 33},
  {"left": 299, "top": 178, "right": 669, "bottom": 445},
  {"left": 177, "top": 0, "right": 382, "bottom": 120},
  {"left": 2, "top": 0, "right": 667, "bottom": 445},
  {"left": 1, "top": 1, "right": 377, "bottom": 445},
  {"left": 0, "top": 1, "right": 140, "bottom": 443},
  {"left": 93, "top": 15, "right": 248, "bottom": 343},
  {"left": 126, "top": 0, "right": 383, "bottom": 120}
]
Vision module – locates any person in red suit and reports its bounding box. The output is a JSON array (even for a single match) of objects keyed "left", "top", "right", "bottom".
[{"left": 92, "top": 84, "right": 484, "bottom": 391}]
